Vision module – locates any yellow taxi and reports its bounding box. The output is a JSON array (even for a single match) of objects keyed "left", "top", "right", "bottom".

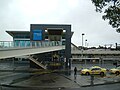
[
  {"left": 81, "top": 66, "right": 107, "bottom": 76},
  {"left": 110, "top": 66, "right": 120, "bottom": 75}
]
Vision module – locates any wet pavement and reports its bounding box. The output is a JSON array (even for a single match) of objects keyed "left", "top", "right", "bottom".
[
  {"left": 62, "top": 70, "right": 120, "bottom": 87},
  {"left": 1, "top": 69, "right": 120, "bottom": 89},
  {"left": 10, "top": 73, "right": 80, "bottom": 88},
  {"left": 1, "top": 61, "right": 120, "bottom": 90}
]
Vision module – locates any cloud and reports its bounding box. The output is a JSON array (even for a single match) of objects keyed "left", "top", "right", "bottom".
[{"left": 0, "top": 0, "right": 119, "bottom": 47}]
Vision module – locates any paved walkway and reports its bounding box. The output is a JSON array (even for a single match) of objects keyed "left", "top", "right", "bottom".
[
  {"left": 62, "top": 70, "right": 120, "bottom": 87},
  {"left": 1, "top": 69, "right": 120, "bottom": 89},
  {"left": 1, "top": 73, "right": 80, "bottom": 88},
  {"left": 1, "top": 63, "right": 120, "bottom": 89}
]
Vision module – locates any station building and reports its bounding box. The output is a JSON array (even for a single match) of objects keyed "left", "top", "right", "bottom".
[
  {"left": 6, "top": 24, "right": 73, "bottom": 69},
  {"left": 5, "top": 24, "right": 120, "bottom": 69}
]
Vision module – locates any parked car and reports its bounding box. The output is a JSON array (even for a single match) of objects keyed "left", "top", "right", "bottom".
[
  {"left": 110, "top": 66, "right": 120, "bottom": 75},
  {"left": 80, "top": 66, "right": 107, "bottom": 76}
]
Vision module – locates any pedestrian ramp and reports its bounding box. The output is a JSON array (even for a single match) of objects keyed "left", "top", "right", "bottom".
[
  {"left": 28, "top": 55, "right": 47, "bottom": 69},
  {"left": 0, "top": 45, "right": 65, "bottom": 59}
]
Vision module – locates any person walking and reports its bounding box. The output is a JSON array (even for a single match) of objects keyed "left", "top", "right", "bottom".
[
  {"left": 74, "top": 67, "right": 77, "bottom": 75},
  {"left": 74, "top": 67, "right": 77, "bottom": 80}
]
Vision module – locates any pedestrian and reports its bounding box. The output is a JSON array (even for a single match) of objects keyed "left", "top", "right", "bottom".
[{"left": 74, "top": 67, "right": 77, "bottom": 75}]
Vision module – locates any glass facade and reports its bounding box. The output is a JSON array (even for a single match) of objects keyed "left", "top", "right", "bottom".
[
  {"left": 14, "top": 35, "right": 30, "bottom": 39},
  {"left": 13, "top": 33, "right": 31, "bottom": 47},
  {"left": 14, "top": 40, "right": 30, "bottom": 47}
]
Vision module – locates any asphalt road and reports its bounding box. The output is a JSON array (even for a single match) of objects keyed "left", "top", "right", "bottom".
[{"left": 1, "top": 83, "right": 120, "bottom": 90}]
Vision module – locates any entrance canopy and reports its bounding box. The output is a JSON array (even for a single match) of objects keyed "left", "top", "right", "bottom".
[{"left": 47, "top": 28, "right": 63, "bottom": 35}]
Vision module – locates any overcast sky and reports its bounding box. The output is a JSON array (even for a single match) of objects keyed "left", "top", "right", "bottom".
[{"left": 0, "top": 0, "right": 119, "bottom": 47}]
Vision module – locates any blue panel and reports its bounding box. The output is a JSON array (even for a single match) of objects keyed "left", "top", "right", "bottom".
[{"left": 33, "top": 30, "right": 42, "bottom": 40}]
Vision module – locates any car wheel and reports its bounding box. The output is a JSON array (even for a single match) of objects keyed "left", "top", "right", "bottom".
[
  {"left": 100, "top": 72, "right": 104, "bottom": 77},
  {"left": 115, "top": 71, "right": 119, "bottom": 75},
  {"left": 86, "top": 72, "right": 90, "bottom": 75}
]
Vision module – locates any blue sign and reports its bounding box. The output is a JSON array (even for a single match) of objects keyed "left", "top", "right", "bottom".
[{"left": 33, "top": 30, "right": 42, "bottom": 40}]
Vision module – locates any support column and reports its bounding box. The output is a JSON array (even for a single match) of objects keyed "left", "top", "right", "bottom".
[{"left": 65, "top": 25, "right": 71, "bottom": 69}]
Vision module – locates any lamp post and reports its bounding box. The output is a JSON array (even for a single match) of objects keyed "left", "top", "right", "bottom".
[
  {"left": 85, "top": 39, "right": 87, "bottom": 47},
  {"left": 81, "top": 33, "right": 85, "bottom": 66},
  {"left": 82, "top": 33, "right": 85, "bottom": 49}
]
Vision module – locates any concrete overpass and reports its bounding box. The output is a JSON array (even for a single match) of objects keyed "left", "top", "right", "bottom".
[{"left": 0, "top": 41, "right": 65, "bottom": 59}]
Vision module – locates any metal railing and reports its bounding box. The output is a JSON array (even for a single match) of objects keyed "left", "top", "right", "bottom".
[
  {"left": 0, "top": 41, "right": 63, "bottom": 49},
  {"left": 71, "top": 49, "right": 120, "bottom": 54}
]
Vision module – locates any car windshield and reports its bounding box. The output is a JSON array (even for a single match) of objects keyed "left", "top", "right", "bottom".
[{"left": 117, "top": 67, "right": 120, "bottom": 69}]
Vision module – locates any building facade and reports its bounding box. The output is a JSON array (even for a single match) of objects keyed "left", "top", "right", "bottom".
[{"left": 6, "top": 24, "right": 72, "bottom": 69}]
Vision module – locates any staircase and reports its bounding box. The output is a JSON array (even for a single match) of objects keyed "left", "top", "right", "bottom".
[{"left": 28, "top": 55, "right": 47, "bottom": 69}]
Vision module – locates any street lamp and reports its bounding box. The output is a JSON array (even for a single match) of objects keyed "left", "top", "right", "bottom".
[
  {"left": 82, "top": 33, "right": 86, "bottom": 67},
  {"left": 85, "top": 39, "right": 87, "bottom": 47},
  {"left": 82, "top": 33, "right": 85, "bottom": 49}
]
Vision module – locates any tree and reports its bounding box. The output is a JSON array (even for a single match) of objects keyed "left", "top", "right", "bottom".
[{"left": 91, "top": 0, "right": 120, "bottom": 32}]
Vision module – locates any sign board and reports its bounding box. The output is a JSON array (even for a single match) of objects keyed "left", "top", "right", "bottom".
[{"left": 33, "top": 30, "right": 42, "bottom": 40}]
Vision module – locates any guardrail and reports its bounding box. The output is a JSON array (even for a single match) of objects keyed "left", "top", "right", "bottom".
[
  {"left": 0, "top": 41, "right": 63, "bottom": 49},
  {"left": 71, "top": 50, "right": 120, "bottom": 54}
]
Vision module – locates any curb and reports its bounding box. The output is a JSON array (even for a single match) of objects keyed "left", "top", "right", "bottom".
[
  {"left": 1, "top": 84, "right": 67, "bottom": 89},
  {"left": 81, "top": 80, "right": 120, "bottom": 87},
  {"left": 60, "top": 74, "right": 120, "bottom": 87}
]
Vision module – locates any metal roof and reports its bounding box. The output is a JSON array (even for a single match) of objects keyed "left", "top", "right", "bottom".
[{"left": 6, "top": 31, "right": 30, "bottom": 37}]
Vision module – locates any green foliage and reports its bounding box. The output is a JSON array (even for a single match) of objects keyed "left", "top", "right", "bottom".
[{"left": 91, "top": 0, "right": 120, "bottom": 32}]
